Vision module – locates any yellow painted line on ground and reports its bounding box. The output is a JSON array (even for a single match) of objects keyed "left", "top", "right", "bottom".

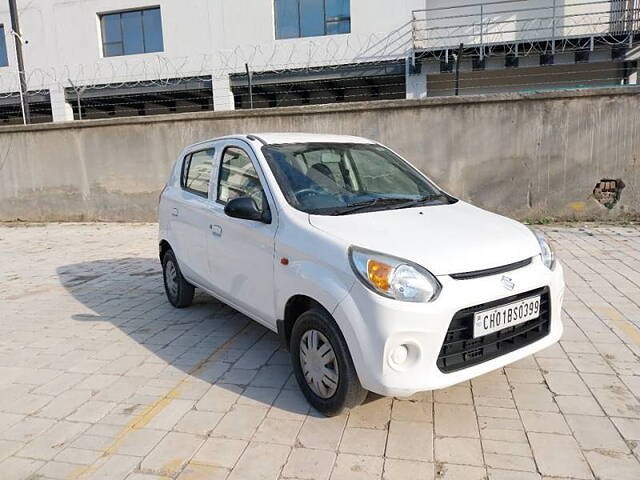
[
  {"left": 593, "top": 305, "right": 640, "bottom": 346},
  {"left": 4, "top": 284, "right": 60, "bottom": 300},
  {"left": 178, "top": 460, "right": 226, "bottom": 480},
  {"left": 66, "top": 321, "right": 252, "bottom": 480}
]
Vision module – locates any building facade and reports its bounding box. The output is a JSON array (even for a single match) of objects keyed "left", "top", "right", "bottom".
[{"left": 0, "top": 0, "right": 636, "bottom": 123}]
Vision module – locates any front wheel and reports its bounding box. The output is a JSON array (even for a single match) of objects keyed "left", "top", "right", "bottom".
[
  {"left": 290, "top": 308, "right": 368, "bottom": 416},
  {"left": 162, "top": 250, "right": 194, "bottom": 308}
]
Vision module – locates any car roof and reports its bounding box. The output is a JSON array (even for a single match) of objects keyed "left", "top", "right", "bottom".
[
  {"left": 248, "top": 132, "right": 376, "bottom": 145},
  {"left": 186, "top": 132, "right": 376, "bottom": 150}
]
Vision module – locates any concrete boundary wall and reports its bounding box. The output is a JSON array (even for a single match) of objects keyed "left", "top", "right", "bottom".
[{"left": 0, "top": 88, "right": 639, "bottom": 222}]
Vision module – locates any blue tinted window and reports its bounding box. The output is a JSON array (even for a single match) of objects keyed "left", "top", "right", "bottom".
[
  {"left": 300, "top": 0, "right": 325, "bottom": 37},
  {"left": 102, "top": 14, "right": 122, "bottom": 44},
  {"left": 326, "top": 0, "right": 350, "bottom": 19},
  {"left": 104, "top": 43, "right": 123, "bottom": 57},
  {"left": 0, "top": 26, "right": 8, "bottom": 67},
  {"left": 275, "top": 0, "right": 350, "bottom": 39},
  {"left": 121, "top": 11, "right": 144, "bottom": 55},
  {"left": 326, "top": 20, "right": 350, "bottom": 35},
  {"left": 142, "top": 8, "right": 164, "bottom": 53},
  {"left": 101, "top": 7, "right": 164, "bottom": 57},
  {"left": 275, "top": 0, "right": 300, "bottom": 39}
]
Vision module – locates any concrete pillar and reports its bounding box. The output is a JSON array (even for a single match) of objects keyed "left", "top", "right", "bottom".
[
  {"left": 405, "top": 59, "right": 428, "bottom": 100},
  {"left": 50, "top": 85, "right": 74, "bottom": 122},
  {"left": 213, "top": 74, "right": 235, "bottom": 111}
]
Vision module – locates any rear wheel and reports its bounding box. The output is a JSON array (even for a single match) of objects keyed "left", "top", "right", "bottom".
[
  {"left": 162, "top": 250, "right": 194, "bottom": 308},
  {"left": 290, "top": 308, "right": 367, "bottom": 416}
]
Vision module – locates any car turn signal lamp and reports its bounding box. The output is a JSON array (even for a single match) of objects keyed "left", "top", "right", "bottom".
[{"left": 349, "top": 247, "right": 441, "bottom": 303}]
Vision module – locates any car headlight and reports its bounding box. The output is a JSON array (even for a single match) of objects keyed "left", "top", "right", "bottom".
[
  {"left": 532, "top": 230, "right": 555, "bottom": 270},
  {"left": 349, "top": 246, "right": 441, "bottom": 302}
]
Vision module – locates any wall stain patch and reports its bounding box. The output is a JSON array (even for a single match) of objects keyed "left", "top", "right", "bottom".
[{"left": 568, "top": 201, "right": 586, "bottom": 213}]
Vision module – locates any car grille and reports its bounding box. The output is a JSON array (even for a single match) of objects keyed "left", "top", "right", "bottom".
[
  {"left": 449, "top": 257, "right": 532, "bottom": 280},
  {"left": 436, "top": 287, "right": 551, "bottom": 373}
]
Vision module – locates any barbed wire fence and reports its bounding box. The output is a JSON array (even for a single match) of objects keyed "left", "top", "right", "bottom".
[
  {"left": 0, "top": 29, "right": 417, "bottom": 122},
  {"left": 0, "top": 0, "right": 637, "bottom": 124},
  {"left": 3, "top": 57, "right": 635, "bottom": 123},
  {"left": 0, "top": 29, "right": 413, "bottom": 93},
  {"left": 3, "top": 66, "right": 634, "bottom": 124}
]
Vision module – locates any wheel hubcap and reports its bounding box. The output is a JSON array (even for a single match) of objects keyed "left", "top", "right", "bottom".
[
  {"left": 165, "top": 260, "right": 179, "bottom": 299},
  {"left": 299, "top": 329, "right": 339, "bottom": 399}
]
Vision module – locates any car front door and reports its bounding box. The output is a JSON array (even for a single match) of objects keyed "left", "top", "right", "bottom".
[{"left": 206, "top": 140, "right": 278, "bottom": 326}]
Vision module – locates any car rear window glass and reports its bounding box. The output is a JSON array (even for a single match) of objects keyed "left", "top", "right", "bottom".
[{"left": 182, "top": 149, "right": 215, "bottom": 197}]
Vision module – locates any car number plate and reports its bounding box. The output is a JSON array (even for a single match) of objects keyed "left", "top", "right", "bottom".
[{"left": 473, "top": 295, "right": 541, "bottom": 338}]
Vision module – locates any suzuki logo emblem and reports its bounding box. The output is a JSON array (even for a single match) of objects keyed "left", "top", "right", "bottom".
[{"left": 501, "top": 275, "right": 515, "bottom": 291}]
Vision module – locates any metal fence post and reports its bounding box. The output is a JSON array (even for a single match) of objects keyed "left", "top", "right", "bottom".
[
  {"left": 245, "top": 63, "right": 254, "bottom": 109},
  {"left": 9, "top": 0, "right": 30, "bottom": 124},
  {"left": 551, "top": 0, "right": 557, "bottom": 54},
  {"left": 480, "top": 5, "right": 484, "bottom": 59},
  {"left": 411, "top": 10, "right": 416, "bottom": 48},
  {"left": 455, "top": 42, "right": 464, "bottom": 95},
  {"left": 68, "top": 79, "right": 86, "bottom": 120}
]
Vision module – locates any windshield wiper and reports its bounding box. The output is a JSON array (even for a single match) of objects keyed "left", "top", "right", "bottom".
[
  {"left": 332, "top": 194, "right": 447, "bottom": 216},
  {"left": 390, "top": 193, "right": 447, "bottom": 210},
  {"left": 332, "top": 197, "right": 418, "bottom": 216}
]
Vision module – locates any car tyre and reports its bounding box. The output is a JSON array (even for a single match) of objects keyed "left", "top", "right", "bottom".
[
  {"left": 162, "top": 249, "right": 194, "bottom": 308},
  {"left": 290, "top": 308, "right": 368, "bottom": 416}
]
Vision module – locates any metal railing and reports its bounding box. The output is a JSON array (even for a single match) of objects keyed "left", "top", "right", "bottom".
[{"left": 412, "top": 0, "right": 640, "bottom": 56}]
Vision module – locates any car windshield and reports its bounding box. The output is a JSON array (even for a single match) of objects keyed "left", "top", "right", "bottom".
[{"left": 261, "top": 142, "right": 452, "bottom": 215}]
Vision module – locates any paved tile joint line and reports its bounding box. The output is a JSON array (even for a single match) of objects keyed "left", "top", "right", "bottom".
[{"left": 1, "top": 222, "right": 640, "bottom": 480}]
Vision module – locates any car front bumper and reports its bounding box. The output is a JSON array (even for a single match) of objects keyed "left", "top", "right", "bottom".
[{"left": 332, "top": 256, "right": 565, "bottom": 397}]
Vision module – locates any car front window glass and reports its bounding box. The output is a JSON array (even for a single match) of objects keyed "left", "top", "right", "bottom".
[{"left": 218, "top": 147, "right": 266, "bottom": 210}]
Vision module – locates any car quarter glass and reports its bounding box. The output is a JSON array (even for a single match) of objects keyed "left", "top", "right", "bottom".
[{"left": 159, "top": 133, "right": 565, "bottom": 417}]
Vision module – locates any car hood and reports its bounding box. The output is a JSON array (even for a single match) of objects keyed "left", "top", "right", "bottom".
[{"left": 308, "top": 201, "right": 540, "bottom": 276}]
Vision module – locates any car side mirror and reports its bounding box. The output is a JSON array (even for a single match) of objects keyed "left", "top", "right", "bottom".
[{"left": 224, "top": 197, "right": 270, "bottom": 223}]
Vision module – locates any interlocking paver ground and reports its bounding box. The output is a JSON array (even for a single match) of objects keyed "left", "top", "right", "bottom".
[{"left": 1, "top": 222, "right": 640, "bottom": 480}]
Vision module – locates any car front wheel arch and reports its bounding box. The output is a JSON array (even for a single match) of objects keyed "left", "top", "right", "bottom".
[
  {"left": 281, "top": 295, "right": 330, "bottom": 351},
  {"left": 159, "top": 239, "right": 172, "bottom": 262}
]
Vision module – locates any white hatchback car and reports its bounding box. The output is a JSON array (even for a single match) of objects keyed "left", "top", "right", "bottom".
[{"left": 159, "top": 133, "right": 564, "bottom": 416}]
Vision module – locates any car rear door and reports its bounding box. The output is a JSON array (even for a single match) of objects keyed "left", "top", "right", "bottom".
[
  {"left": 169, "top": 145, "right": 217, "bottom": 289},
  {"left": 206, "top": 139, "right": 279, "bottom": 326}
]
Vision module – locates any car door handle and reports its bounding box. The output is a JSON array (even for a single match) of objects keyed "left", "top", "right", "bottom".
[
  {"left": 171, "top": 208, "right": 179, "bottom": 217},
  {"left": 210, "top": 224, "right": 222, "bottom": 237}
]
